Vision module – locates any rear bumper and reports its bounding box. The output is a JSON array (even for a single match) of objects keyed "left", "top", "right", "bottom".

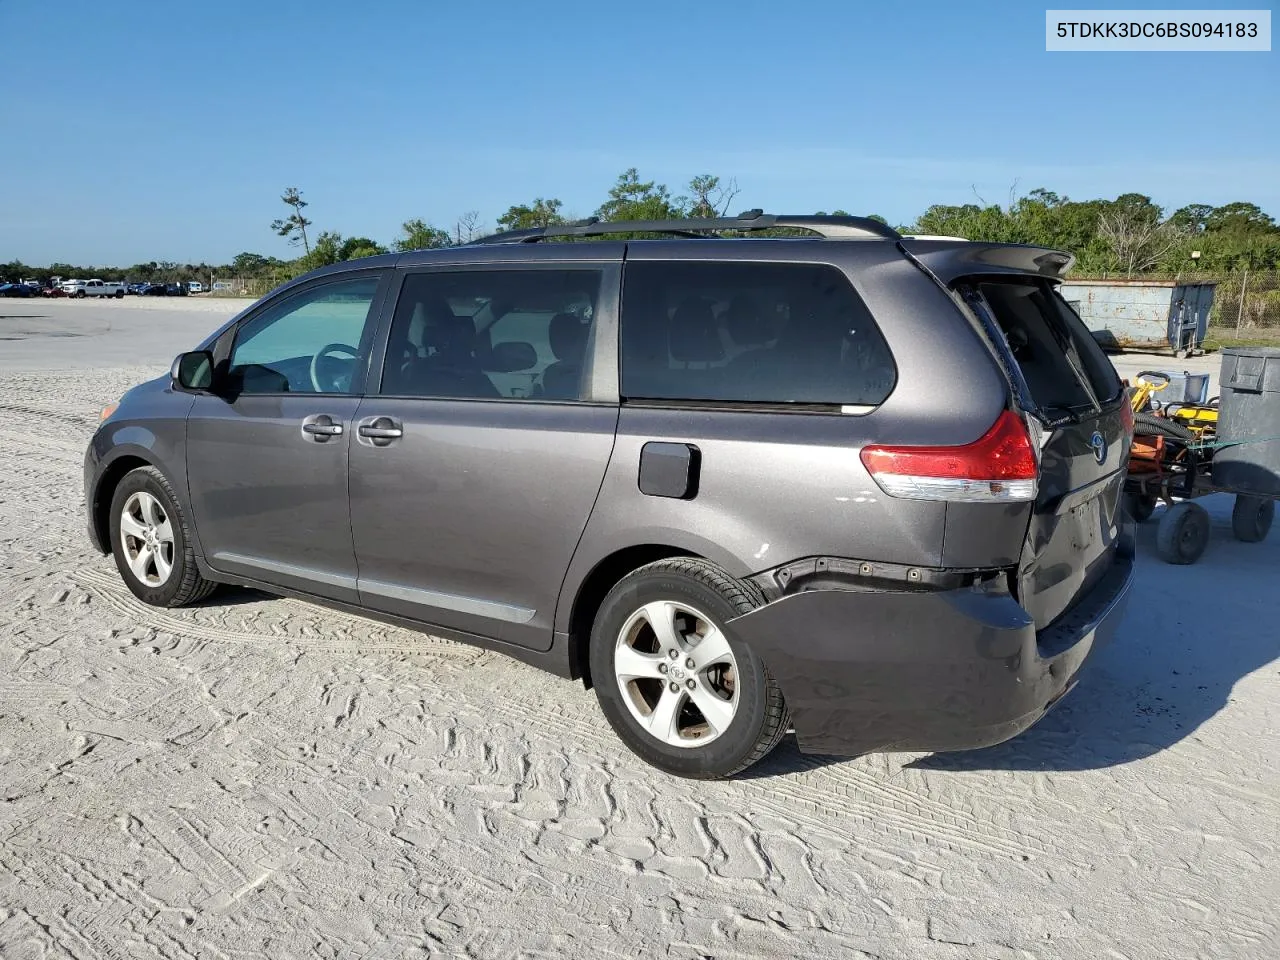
[{"left": 727, "top": 527, "right": 1135, "bottom": 757}]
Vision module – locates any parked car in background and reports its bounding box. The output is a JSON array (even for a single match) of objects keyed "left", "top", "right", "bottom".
[
  {"left": 0, "top": 281, "right": 39, "bottom": 298},
  {"left": 127, "top": 282, "right": 149, "bottom": 295},
  {"left": 63, "top": 279, "right": 126, "bottom": 298},
  {"left": 188, "top": 281, "right": 204, "bottom": 293},
  {"left": 143, "top": 283, "right": 169, "bottom": 296},
  {"left": 164, "top": 282, "right": 188, "bottom": 297},
  {"left": 85, "top": 211, "right": 1136, "bottom": 778},
  {"left": 42, "top": 283, "right": 67, "bottom": 297}
]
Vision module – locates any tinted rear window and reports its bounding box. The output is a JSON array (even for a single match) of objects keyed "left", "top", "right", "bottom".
[
  {"left": 620, "top": 261, "right": 896, "bottom": 406},
  {"left": 974, "top": 280, "right": 1121, "bottom": 412}
]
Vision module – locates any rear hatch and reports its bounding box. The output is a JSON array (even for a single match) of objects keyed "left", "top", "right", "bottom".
[{"left": 959, "top": 278, "right": 1131, "bottom": 630}]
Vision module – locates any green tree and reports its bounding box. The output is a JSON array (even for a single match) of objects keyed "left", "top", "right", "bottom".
[
  {"left": 231, "top": 252, "right": 271, "bottom": 275},
  {"left": 1205, "top": 202, "right": 1275, "bottom": 233},
  {"left": 685, "top": 174, "right": 739, "bottom": 218},
  {"left": 597, "top": 168, "right": 683, "bottom": 222},
  {"left": 1170, "top": 203, "right": 1215, "bottom": 233},
  {"left": 301, "top": 231, "right": 344, "bottom": 269},
  {"left": 497, "top": 198, "right": 566, "bottom": 232},
  {"left": 338, "top": 236, "right": 388, "bottom": 261},
  {"left": 395, "top": 218, "right": 452, "bottom": 252},
  {"left": 271, "top": 187, "right": 313, "bottom": 254}
]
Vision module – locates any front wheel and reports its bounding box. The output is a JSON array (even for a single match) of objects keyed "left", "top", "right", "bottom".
[
  {"left": 108, "top": 466, "right": 217, "bottom": 607},
  {"left": 589, "top": 558, "right": 789, "bottom": 779}
]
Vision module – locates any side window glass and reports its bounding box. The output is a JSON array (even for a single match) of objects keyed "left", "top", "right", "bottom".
[
  {"left": 620, "top": 261, "right": 896, "bottom": 406},
  {"left": 228, "top": 276, "right": 380, "bottom": 395},
  {"left": 381, "top": 269, "right": 602, "bottom": 400}
]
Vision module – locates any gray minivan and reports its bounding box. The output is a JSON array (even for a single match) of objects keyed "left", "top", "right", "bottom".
[{"left": 84, "top": 212, "right": 1135, "bottom": 778}]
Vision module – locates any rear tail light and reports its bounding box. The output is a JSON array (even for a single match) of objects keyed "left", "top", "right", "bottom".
[{"left": 860, "top": 410, "right": 1039, "bottom": 503}]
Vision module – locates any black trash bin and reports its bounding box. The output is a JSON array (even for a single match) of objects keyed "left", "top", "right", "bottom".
[{"left": 1214, "top": 347, "right": 1280, "bottom": 496}]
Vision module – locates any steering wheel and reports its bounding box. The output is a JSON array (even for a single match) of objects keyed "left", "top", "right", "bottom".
[{"left": 310, "top": 342, "right": 360, "bottom": 393}]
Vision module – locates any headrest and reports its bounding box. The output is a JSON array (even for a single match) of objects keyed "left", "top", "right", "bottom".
[
  {"left": 668, "top": 297, "right": 724, "bottom": 362},
  {"left": 426, "top": 313, "right": 475, "bottom": 354},
  {"left": 549, "top": 312, "right": 587, "bottom": 360},
  {"left": 724, "top": 294, "right": 772, "bottom": 347}
]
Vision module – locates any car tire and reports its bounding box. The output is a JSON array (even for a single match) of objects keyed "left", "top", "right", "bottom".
[
  {"left": 108, "top": 466, "right": 218, "bottom": 607},
  {"left": 1124, "top": 492, "right": 1157, "bottom": 523},
  {"left": 75, "top": 290, "right": 85, "bottom": 299},
  {"left": 1155, "top": 501, "right": 1211, "bottom": 565},
  {"left": 589, "top": 558, "right": 789, "bottom": 779},
  {"left": 1231, "top": 495, "right": 1274, "bottom": 543}
]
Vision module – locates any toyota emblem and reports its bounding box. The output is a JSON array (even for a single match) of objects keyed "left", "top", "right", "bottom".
[{"left": 1090, "top": 431, "right": 1107, "bottom": 464}]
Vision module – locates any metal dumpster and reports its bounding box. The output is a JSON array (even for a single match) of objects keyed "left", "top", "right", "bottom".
[
  {"left": 1213, "top": 347, "right": 1280, "bottom": 497},
  {"left": 1060, "top": 279, "right": 1216, "bottom": 356}
]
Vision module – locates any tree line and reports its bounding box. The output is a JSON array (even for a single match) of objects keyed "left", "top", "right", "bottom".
[{"left": 5, "top": 170, "right": 1278, "bottom": 288}]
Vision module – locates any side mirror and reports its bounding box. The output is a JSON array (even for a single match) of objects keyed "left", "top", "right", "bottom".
[
  {"left": 484, "top": 341, "right": 537, "bottom": 373},
  {"left": 171, "top": 350, "right": 214, "bottom": 391}
]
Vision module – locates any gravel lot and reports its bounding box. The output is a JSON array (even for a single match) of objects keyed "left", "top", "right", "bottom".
[{"left": 1, "top": 299, "right": 1277, "bottom": 959}]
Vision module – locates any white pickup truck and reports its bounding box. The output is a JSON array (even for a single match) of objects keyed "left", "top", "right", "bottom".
[{"left": 62, "top": 278, "right": 125, "bottom": 299}]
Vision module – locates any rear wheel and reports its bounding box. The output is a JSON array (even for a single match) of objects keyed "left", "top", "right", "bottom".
[
  {"left": 589, "top": 558, "right": 788, "bottom": 779},
  {"left": 1231, "top": 495, "right": 1274, "bottom": 543},
  {"left": 1124, "top": 492, "right": 1157, "bottom": 523},
  {"left": 1156, "top": 501, "right": 1211, "bottom": 565},
  {"left": 109, "top": 466, "right": 217, "bottom": 607}
]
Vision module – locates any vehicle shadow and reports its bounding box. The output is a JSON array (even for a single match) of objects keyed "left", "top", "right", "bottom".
[
  {"left": 191, "top": 585, "right": 272, "bottom": 608},
  {"left": 910, "top": 494, "right": 1279, "bottom": 772}
]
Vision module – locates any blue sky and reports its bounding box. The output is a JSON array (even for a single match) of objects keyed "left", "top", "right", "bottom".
[{"left": 2, "top": 0, "right": 1275, "bottom": 265}]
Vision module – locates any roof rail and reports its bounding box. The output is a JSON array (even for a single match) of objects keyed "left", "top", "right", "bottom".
[{"left": 470, "top": 210, "right": 902, "bottom": 244}]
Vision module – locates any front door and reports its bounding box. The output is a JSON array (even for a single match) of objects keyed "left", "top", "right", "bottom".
[
  {"left": 186, "top": 271, "right": 389, "bottom": 603},
  {"left": 348, "top": 262, "right": 620, "bottom": 650}
]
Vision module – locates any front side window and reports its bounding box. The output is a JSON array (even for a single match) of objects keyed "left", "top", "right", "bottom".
[
  {"left": 620, "top": 261, "right": 896, "bottom": 407},
  {"left": 228, "top": 276, "right": 381, "bottom": 395},
  {"left": 381, "top": 268, "right": 602, "bottom": 400}
]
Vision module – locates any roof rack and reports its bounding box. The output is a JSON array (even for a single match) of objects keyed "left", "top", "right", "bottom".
[{"left": 470, "top": 209, "right": 902, "bottom": 244}]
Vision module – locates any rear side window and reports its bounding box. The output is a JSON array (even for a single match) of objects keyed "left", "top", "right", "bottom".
[
  {"left": 620, "top": 261, "right": 896, "bottom": 407},
  {"left": 972, "top": 280, "right": 1121, "bottom": 412},
  {"left": 381, "top": 269, "right": 602, "bottom": 401}
]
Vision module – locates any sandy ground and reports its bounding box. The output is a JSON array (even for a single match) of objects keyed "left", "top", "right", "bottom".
[{"left": 1, "top": 300, "right": 1277, "bottom": 959}]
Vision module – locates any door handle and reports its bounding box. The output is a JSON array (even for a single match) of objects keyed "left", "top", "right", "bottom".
[
  {"left": 358, "top": 417, "right": 403, "bottom": 446},
  {"left": 301, "top": 414, "right": 344, "bottom": 442}
]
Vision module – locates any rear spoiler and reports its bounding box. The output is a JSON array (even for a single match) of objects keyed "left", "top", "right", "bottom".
[{"left": 898, "top": 239, "right": 1074, "bottom": 283}]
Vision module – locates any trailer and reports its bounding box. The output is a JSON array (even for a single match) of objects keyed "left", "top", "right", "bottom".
[{"left": 1061, "top": 279, "right": 1216, "bottom": 358}]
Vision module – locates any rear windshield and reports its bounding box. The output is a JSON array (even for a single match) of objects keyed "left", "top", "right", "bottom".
[
  {"left": 969, "top": 280, "right": 1121, "bottom": 413},
  {"left": 620, "top": 260, "right": 896, "bottom": 407}
]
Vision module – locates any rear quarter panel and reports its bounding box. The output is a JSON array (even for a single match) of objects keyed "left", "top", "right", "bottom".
[{"left": 556, "top": 241, "right": 1012, "bottom": 633}]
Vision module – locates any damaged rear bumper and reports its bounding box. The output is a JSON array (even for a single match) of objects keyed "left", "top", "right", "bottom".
[{"left": 727, "top": 530, "right": 1135, "bottom": 757}]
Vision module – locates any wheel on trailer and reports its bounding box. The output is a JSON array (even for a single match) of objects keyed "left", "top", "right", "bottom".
[
  {"left": 1231, "top": 495, "right": 1274, "bottom": 543},
  {"left": 1155, "top": 501, "right": 1211, "bottom": 565},
  {"left": 1124, "top": 492, "right": 1158, "bottom": 523}
]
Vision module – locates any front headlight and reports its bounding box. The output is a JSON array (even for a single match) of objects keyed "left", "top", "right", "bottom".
[{"left": 99, "top": 401, "right": 119, "bottom": 422}]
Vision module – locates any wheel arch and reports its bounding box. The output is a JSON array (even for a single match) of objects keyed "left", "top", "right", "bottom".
[
  {"left": 89, "top": 448, "right": 190, "bottom": 556},
  {"left": 563, "top": 544, "right": 701, "bottom": 689}
]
